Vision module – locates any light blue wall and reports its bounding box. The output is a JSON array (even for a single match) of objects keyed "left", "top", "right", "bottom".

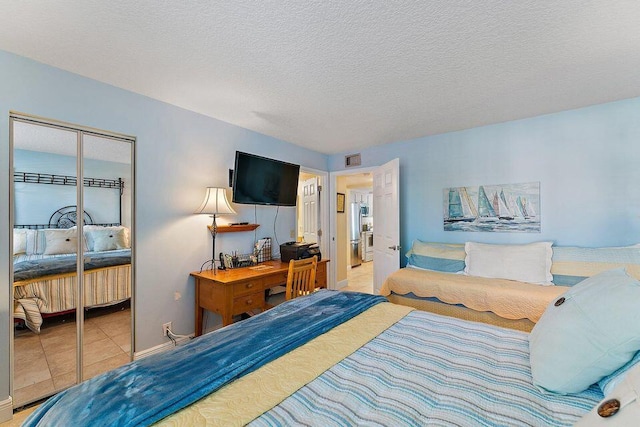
[
  {"left": 0, "top": 50, "right": 328, "bottom": 403},
  {"left": 329, "top": 97, "right": 640, "bottom": 256}
]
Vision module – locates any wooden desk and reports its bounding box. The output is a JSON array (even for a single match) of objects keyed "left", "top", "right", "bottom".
[{"left": 191, "top": 259, "right": 329, "bottom": 336}]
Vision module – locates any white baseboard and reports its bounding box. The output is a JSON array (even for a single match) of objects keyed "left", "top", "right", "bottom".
[
  {"left": 0, "top": 396, "right": 13, "bottom": 423},
  {"left": 133, "top": 335, "right": 194, "bottom": 360},
  {"left": 335, "top": 279, "right": 348, "bottom": 290}
]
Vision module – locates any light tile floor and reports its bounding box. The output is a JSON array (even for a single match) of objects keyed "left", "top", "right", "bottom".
[
  {"left": 12, "top": 304, "right": 131, "bottom": 408},
  {"left": 342, "top": 260, "right": 374, "bottom": 294}
]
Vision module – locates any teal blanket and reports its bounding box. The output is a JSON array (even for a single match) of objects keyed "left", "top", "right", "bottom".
[{"left": 25, "top": 290, "right": 387, "bottom": 427}]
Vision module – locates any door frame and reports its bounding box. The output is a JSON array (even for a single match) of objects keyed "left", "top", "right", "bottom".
[
  {"left": 328, "top": 166, "right": 377, "bottom": 290},
  {"left": 298, "top": 167, "right": 329, "bottom": 274}
]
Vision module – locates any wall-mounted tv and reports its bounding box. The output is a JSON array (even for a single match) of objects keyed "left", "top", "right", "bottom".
[{"left": 232, "top": 151, "right": 300, "bottom": 207}]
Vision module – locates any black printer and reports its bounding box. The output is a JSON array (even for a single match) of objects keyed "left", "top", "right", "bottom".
[{"left": 280, "top": 242, "right": 322, "bottom": 263}]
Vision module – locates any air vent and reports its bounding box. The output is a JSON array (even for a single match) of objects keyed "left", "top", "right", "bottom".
[{"left": 345, "top": 153, "right": 362, "bottom": 168}]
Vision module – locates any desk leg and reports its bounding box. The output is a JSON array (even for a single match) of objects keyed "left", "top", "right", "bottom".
[
  {"left": 222, "top": 312, "right": 234, "bottom": 327},
  {"left": 195, "top": 279, "right": 203, "bottom": 337},
  {"left": 195, "top": 308, "right": 204, "bottom": 337}
]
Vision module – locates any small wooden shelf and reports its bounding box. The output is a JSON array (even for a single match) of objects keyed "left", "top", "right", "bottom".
[{"left": 210, "top": 223, "right": 259, "bottom": 233}]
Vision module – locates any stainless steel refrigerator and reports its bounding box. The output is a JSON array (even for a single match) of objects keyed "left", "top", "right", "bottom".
[{"left": 349, "top": 202, "right": 362, "bottom": 267}]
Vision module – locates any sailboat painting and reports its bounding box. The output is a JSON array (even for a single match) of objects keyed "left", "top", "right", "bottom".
[{"left": 443, "top": 182, "right": 540, "bottom": 232}]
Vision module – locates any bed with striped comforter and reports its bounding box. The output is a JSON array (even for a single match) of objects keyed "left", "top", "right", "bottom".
[
  {"left": 157, "top": 297, "right": 601, "bottom": 426},
  {"left": 250, "top": 309, "right": 602, "bottom": 426},
  {"left": 13, "top": 249, "right": 131, "bottom": 333},
  {"left": 25, "top": 292, "right": 602, "bottom": 426}
]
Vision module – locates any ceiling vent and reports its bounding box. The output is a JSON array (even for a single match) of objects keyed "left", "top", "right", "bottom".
[{"left": 345, "top": 153, "right": 362, "bottom": 168}]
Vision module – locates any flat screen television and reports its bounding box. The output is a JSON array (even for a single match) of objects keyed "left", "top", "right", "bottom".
[{"left": 232, "top": 151, "right": 300, "bottom": 206}]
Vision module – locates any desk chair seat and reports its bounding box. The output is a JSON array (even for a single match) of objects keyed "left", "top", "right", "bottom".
[{"left": 286, "top": 256, "right": 318, "bottom": 300}]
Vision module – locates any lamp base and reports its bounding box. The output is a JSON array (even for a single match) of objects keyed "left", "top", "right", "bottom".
[{"left": 210, "top": 214, "right": 217, "bottom": 275}]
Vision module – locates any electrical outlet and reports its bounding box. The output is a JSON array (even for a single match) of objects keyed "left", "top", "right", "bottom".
[
  {"left": 162, "top": 322, "right": 172, "bottom": 337},
  {"left": 290, "top": 229, "right": 295, "bottom": 238}
]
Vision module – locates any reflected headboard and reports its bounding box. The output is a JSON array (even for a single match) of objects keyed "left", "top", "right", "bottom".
[
  {"left": 15, "top": 206, "right": 121, "bottom": 230},
  {"left": 14, "top": 170, "right": 125, "bottom": 229}
]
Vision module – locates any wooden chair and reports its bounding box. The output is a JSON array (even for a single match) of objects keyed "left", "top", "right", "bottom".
[{"left": 285, "top": 256, "right": 318, "bottom": 300}]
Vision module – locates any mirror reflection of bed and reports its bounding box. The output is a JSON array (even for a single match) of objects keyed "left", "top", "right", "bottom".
[{"left": 11, "top": 117, "right": 134, "bottom": 408}]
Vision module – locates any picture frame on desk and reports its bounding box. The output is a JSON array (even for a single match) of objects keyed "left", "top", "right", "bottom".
[{"left": 337, "top": 193, "right": 345, "bottom": 213}]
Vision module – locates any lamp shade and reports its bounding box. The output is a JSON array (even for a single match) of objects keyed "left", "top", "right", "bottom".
[{"left": 194, "top": 187, "right": 236, "bottom": 215}]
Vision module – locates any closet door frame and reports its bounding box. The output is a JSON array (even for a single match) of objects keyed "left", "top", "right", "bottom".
[{"left": 9, "top": 112, "right": 135, "bottom": 401}]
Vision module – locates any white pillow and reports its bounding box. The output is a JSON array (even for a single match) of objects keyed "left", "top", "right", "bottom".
[
  {"left": 84, "top": 226, "right": 130, "bottom": 251},
  {"left": 90, "top": 228, "right": 128, "bottom": 251},
  {"left": 464, "top": 241, "right": 553, "bottom": 285},
  {"left": 576, "top": 362, "right": 640, "bottom": 426},
  {"left": 599, "top": 351, "right": 640, "bottom": 396},
  {"left": 43, "top": 229, "right": 79, "bottom": 255},
  {"left": 13, "top": 229, "right": 28, "bottom": 255}
]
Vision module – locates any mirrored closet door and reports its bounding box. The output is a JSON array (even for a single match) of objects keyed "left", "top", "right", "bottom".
[{"left": 10, "top": 114, "right": 135, "bottom": 407}]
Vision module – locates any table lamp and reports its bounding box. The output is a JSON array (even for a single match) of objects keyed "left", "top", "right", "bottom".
[{"left": 194, "top": 187, "right": 236, "bottom": 273}]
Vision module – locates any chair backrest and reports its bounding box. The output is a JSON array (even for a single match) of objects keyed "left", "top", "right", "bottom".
[{"left": 285, "top": 255, "right": 318, "bottom": 300}]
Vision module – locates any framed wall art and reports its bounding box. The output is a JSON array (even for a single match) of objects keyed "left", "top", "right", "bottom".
[
  {"left": 337, "top": 193, "right": 345, "bottom": 213},
  {"left": 443, "top": 181, "right": 540, "bottom": 232}
]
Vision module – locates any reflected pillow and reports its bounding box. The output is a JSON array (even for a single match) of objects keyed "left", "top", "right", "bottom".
[
  {"left": 26, "top": 229, "right": 47, "bottom": 255},
  {"left": 43, "top": 229, "right": 79, "bottom": 255},
  {"left": 529, "top": 269, "right": 640, "bottom": 394},
  {"left": 84, "top": 226, "right": 130, "bottom": 251},
  {"left": 90, "top": 228, "right": 128, "bottom": 251},
  {"left": 13, "top": 229, "right": 29, "bottom": 255}
]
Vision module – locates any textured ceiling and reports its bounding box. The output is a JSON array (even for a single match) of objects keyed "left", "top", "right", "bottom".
[{"left": 1, "top": 1, "right": 640, "bottom": 154}]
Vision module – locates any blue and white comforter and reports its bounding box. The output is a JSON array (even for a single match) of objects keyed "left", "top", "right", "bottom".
[{"left": 252, "top": 310, "right": 602, "bottom": 427}]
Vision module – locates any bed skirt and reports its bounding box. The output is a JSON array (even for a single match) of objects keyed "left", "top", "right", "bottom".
[
  {"left": 13, "top": 263, "right": 132, "bottom": 333},
  {"left": 387, "top": 293, "right": 535, "bottom": 332}
]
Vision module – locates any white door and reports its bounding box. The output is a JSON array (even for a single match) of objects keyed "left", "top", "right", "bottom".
[
  {"left": 372, "top": 158, "right": 400, "bottom": 294},
  {"left": 302, "top": 177, "right": 319, "bottom": 244}
]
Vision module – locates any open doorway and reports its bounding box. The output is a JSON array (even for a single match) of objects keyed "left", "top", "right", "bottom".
[
  {"left": 329, "top": 158, "right": 400, "bottom": 294},
  {"left": 338, "top": 173, "right": 374, "bottom": 294}
]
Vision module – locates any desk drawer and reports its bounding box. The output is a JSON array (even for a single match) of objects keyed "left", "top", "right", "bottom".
[
  {"left": 233, "top": 279, "right": 264, "bottom": 297},
  {"left": 263, "top": 272, "right": 288, "bottom": 287},
  {"left": 232, "top": 292, "right": 264, "bottom": 315}
]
